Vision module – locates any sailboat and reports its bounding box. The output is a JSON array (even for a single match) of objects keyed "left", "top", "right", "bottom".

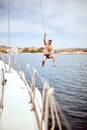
[
  {"left": 0, "top": 0, "right": 71, "bottom": 130},
  {"left": 0, "top": 51, "right": 64, "bottom": 130}
]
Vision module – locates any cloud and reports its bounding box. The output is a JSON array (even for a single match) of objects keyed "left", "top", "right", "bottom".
[
  {"left": 43, "top": 0, "right": 87, "bottom": 33},
  {"left": 0, "top": 19, "right": 43, "bottom": 33},
  {"left": 0, "top": 0, "right": 87, "bottom": 48}
]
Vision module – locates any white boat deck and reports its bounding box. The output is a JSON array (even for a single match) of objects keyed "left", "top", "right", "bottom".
[{"left": 0, "top": 61, "right": 38, "bottom": 130}]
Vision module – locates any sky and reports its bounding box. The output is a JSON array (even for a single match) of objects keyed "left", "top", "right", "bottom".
[{"left": 0, "top": 0, "right": 87, "bottom": 49}]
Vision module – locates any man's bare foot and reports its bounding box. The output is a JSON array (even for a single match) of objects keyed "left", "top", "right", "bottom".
[{"left": 54, "top": 64, "right": 57, "bottom": 67}]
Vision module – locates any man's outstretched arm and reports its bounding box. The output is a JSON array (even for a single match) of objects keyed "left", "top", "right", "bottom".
[{"left": 44, "top": 33, "right": 46, "bottom": 45}]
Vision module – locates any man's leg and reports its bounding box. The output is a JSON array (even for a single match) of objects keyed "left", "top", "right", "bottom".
[
  {"left": 49, "top": 54, "right": 57, "bottom": 67},
  {"left": 41, "top": 55, "right": 46, "bottom": 67}
]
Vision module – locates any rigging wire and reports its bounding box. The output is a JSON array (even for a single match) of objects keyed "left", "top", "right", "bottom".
[
  {"left": 8, "top": 0, "right": 11, "bottom": 71},
  {"left": 8, "top": 0, "right": 11, "bottom": 50},
  {"left": 39, "top": 0, "right": 46, "bottom": 33}
]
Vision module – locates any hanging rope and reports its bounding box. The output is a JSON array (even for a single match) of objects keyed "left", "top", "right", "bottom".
[{"left": 39, "top": 0, "right": 46, "bottom": 33}]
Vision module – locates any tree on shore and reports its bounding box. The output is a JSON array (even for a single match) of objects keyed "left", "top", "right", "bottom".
[
  {"left": 22, "top": 47, "right": 44, "bottom": 53},
  {"left": 0, "top": 49, "right": 7, "bottom": 53}
]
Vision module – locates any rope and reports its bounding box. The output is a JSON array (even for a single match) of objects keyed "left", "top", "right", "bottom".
[
  {"left": 56, "top": 102, "right": 72, "bottom": 130},
  {"left": 40, "top": 81, "right": 49, "bottom": 130},
  {"left": 52, "top": 94, "right": 62, "bottom": 130},
  {"left": 42, "top": 83, "right": 71, "bottom": 130},
  {"left": 39, "top": 0, "right": 46, "bottom": 33},
  {"left": 42, "top": 87, "right": 62, "bottom": 130},
  {"left": 29, "top": 70, "right": 37, "bottom": 110},
  {"left": 44, "top": 87, "right": 49, "bottom": 130},
  {"left": 32, "top": 71, "right": 36, "bottom": 110},
  {"left": 50, "top": 92, "right": 55, "bottom": 130}
]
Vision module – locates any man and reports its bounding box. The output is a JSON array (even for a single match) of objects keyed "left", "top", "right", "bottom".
[{"left": 41, "top": 33, "right": 57, "bottom": 67}]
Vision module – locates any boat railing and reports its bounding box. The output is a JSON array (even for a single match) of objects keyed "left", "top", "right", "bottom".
[
  {"left": 27, "top": 65, "right": 61, "bottom": 130},
  {"left": 27, "top": 64, "right": 72, "bottom": 130}
]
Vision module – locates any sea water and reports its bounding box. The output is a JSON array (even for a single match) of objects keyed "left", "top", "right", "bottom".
[{"left": 2, "top": 54, "right": 87, "bottom": 130}]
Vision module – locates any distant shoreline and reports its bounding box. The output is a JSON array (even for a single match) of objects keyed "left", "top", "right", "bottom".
[
  {"left": 1, "top": 52, "right": 87, "bottom": 55},
  {"left": 0, "top": 45, "right": 87, "bottom": 55}
]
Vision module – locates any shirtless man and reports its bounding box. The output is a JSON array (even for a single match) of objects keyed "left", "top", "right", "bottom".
[{"left": 41, "top": 33, "right": 57, "bottom": 67}]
